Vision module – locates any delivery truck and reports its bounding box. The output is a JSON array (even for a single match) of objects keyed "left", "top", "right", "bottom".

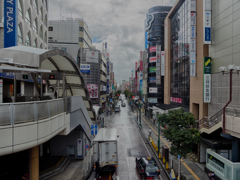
[{"left": 93, "top": 128, "right": 118, "bottom": 172}]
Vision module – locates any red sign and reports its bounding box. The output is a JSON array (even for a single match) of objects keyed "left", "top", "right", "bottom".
[
  {"left": 135, "top": 62, "right": 137, "bottom": 70},
  {"left": 149, "top": 46, "right": 156, "bottom": 53},
  {"left": 140, "top": 61, "right": 143, "bottom": 71},
  {"left": 149, "top": 57, "right": 156, "bottom": 63}
]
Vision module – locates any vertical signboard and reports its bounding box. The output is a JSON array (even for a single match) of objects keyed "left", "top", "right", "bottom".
[
  {"left": 0, "top": 79, "right": 2, "bottom": 103},
  {"left": 161, "top": 51, "right": 165, "bottom": 76},
  {"left": 107, "top": 61, "right": 109, "bottom": 95},
  {"left": 139, "top": 73, "right": 143, "bottom": 94},
  {"left": 140, "top": 51, "right": 143, "bottom": 71},
  {"left": 87, "top": 84, "right": 98, "bottom": 99},
  {"left": 203, "top": 0, "right": 212, "bottom": 44},
  {"left": 203, "top": 57, "right": 211, "bottom": 103},
  {"left": 156, "top": 45, "right": 161, "bottom": 85},
  {"left": 4, "top": 0, "right": 18, "bottom": 48},
  {"left": 190, "top": 0, "right": 196, "bottom": 77},
  {"left": 77, "top": 139, "right": 82, "bottom": 157}
]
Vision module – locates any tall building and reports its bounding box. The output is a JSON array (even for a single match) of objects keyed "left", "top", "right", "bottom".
[
  {"left": 48, "top": 18, "right": 92, "bottom": 60},
  {"left": 164, "top": 0, "right": 240, "bottom": 179},
  {"left": 0, "top": 0, "right": 48, "bottom": 49},
  {"left": 78, "top": 48, "right": 107, "bottom": 108},
  {"left": 145, "top": 6, "right": 171, "bottom": 105}
]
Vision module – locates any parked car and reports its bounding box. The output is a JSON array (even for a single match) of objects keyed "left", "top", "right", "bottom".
[
  {"left": 115, "top": 105, "right": 121, "bottom": 112},
  {"left": 121, "top": 103, "right": 126, "bottom": 107},
  {"left": 136, "top": 156, "right": 160, "bottom": 180}
]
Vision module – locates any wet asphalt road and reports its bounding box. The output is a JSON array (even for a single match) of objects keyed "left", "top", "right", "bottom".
[{"left": 89, "top": 96, "right": 168, "bottom": 180}]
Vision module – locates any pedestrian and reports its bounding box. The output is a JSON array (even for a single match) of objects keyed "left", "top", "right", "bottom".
[
  {"left": 153, "top": 117, "right": 156, "bottom": 125},
  {"left": 208, "top": 172, "right": 215, "bottom": 180},
  {"left": 148, "top": 128, "right": 152, "bottom": 136},
  {"left": 95, "top": 159, "right": 101, "bottom": 178}
]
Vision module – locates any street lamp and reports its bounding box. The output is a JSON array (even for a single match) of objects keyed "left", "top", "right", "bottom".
[{"left": 219, "top": 64, "right": 240, "bottom": 134}]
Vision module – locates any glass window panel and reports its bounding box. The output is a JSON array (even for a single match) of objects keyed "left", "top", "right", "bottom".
[
  {"left": 25, "top": 33, "right": 31, "bottom": 46},
  {"left": 18, "top": 0, "right": 23, "bottom": 17},
  {"left": 33, "top": 19, "right": 37, "bottom": 33},
  {"left": 18, "top": 25, "right": 23, "bottom": 43},
  {"left": 33, "top": 0, "right": 37, "bottom": 13},
  {"left": 25, "top": 10, "right": 31, "bottom": 26}
]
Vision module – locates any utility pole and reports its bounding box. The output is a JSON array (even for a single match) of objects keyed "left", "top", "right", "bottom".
[
  {"left": 139, "top": 103, "right": 142, "bottom": 128},
  {"left": 157, "top": 112, "right": 161, "bottom": 156}
]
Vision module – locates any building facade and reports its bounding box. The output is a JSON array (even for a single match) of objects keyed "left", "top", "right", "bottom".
[
  {"left": 145, "top": 6, "right": 171, "bottom": 105},
  {"left": 48, "top": 18, "right": 92, "bottom": 60},
  {"left": 164, "top": 0, "right": 240, "bottom": 179},
  {"left": 0, "top": 0, "right": 48, "bottom": 49}
]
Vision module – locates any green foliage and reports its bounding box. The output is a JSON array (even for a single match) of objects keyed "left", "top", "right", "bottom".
[
  {"left": 158, "top": 108, "right": 200, "bottom": 158},
  {"left": 117, "top": 90, "right": 121, "bottom": 95}
]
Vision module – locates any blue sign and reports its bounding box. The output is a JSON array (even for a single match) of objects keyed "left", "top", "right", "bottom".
[
  {"left": 95, "top": 125, "right": 97, "bottom": 129},
  {"left": 0, "top": 73, "right": 42, "bottom": 83},
  {"left": 91, "top": 130, "right": 94, "bottom": 135},
  {"left": 95, "top": 130, "right": 97, "bottom": 134},
  {"left": 80, "top": 64, "right": 90, "bottom": 73},
  {"left": 4, "top": 0, "right": 18, "bottom": 48},
  {"left": 149, "top": 77, "right": 156, "bottom": 83},
  {"left": 85, "top": 144, "right": 89, "bottom": 149},
  {"left": 91, "top": 125, "right": 94, "bottom": 130},
  {"left": 145, "top": 31, "right": 149, "bottom": 49},
  {"left": 205, "top": 27, "right": 211, "bottom": 41},
  {"left": 110, "top": 99, "right": 112, "bottom": 102}
]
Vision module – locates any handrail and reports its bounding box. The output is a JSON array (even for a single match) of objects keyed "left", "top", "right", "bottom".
[
  {"left": 198, "top": 109, "right": 223, "bottom": 129},
  {"left": 0, "top": 98, "right": 65, "bottom": 126}
]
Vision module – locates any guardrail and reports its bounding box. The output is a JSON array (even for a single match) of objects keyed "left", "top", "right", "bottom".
[{"left": 0, "top": 99, "right": 64, "bottom": 126}]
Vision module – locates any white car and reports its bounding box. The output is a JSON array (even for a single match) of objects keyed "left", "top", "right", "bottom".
[{"left": 115, "top": 105, "right": 121, "bottom": 112}]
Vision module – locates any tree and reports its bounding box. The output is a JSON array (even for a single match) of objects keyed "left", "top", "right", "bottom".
[
  {"left": 159, "top": 108, "right": 200, "bottom": 158},
  {"left": 117, "top": 90, "right": 121, "bottom": 95}
]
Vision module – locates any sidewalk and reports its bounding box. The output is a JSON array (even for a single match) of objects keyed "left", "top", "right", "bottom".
[{"left": 140, "top": 114, "right": 208, "bottom": 180}]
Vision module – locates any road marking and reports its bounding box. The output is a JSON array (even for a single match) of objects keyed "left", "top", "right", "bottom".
[{"left": 141, "top": 116, "right": 200, "bottom": 180}]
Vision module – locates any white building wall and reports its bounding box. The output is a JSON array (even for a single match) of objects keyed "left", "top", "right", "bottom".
[{"left": 0, "top": 0, "right": 48, "bottom": 49}]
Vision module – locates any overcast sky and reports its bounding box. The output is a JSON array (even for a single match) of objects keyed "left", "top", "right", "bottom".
[{"left": 49, "top": 0, "right": 176, "bottom": 84}]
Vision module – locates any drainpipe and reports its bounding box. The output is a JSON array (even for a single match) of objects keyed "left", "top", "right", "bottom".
[{"left": 222, "top": 69, "right": 233, "bottom": 134}]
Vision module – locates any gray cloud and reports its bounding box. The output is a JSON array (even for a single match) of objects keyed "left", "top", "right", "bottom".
[{"left": 49, "top": 0, "right": 177, "bottom": 84}]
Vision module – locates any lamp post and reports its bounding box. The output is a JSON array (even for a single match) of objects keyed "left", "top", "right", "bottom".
[
  {"left": 157, "top": 112, "right": 160, "bottom": 154},
  {"left": 219, "top": 65, "right": 240, "bottom": 134},
  {"left": 139, "top": 103, "right": 142, "bottom": 128}
]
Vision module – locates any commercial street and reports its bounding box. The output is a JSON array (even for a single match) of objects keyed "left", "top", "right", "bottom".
[{"left": 89, "top": 97, "right": 168, "bottom": 180}]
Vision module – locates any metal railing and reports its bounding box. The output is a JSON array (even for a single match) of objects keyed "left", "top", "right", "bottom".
[
  {"left": 198, "top": 109, "right": 223, "bottom": 129},
  {"left": 0, "top": 99, "right": 64, "bottom": 126}
]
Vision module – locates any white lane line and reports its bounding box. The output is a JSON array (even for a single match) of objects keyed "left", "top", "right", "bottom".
[
  {"left": 140, "top": 129, "right": 150, "bottom": 157},
  {"left": 123, "top": 127, "right": 131, "bottom": 180}
]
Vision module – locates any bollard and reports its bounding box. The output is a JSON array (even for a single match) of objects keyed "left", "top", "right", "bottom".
[
  {"left": 163, "top": 156, "right": 165, "bottom": 164},
  {"left": 159, "top": 151, "right": 161, "bottom": 159},
  {"left": 166, "top": 161, "right": 169, "bottom": 170}
]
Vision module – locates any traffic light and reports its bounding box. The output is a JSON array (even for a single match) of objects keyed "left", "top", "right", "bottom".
[
  {"left": 133, "top": 96, "right": 135, "bottom": 99},
  {"left": 118, "top": 94, "right": 119, "bottom": 97}
]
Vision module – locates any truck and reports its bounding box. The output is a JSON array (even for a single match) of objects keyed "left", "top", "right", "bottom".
[{"left": 93, "top": 128, "right": 118, "bottom": 172}]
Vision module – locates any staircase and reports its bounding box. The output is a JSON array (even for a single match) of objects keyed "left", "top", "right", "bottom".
[
  {"left": 198, "top": 109, "right": 223, "bottom": 134},
  {"left": 39, "top": 157, "right": 71, "bottom": 180}
]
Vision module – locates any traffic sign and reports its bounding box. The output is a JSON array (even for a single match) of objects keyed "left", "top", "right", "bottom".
[{"left": 85, "top": 144, "right": 89, "bottom": 149}]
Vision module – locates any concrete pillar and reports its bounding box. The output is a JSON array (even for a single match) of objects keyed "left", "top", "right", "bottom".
[{"left": 30, "top": 146, "right": 39, "bottom": 180}]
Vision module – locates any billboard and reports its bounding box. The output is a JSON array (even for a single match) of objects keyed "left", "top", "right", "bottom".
[
  {"left": 149, "top": 88, "right": 157, "bottom": 93},
  {"left": 203, "top": 57, "right": 211, "bottom": 103},
  {"left": 80, "top": 64, "right": 90, "bottom": 73},
  {"left": 102, "top": 85, "right": 106, "bottom": 91},
  {"left": 149, "top": 57, "right": 156, "bottom": 63},
  {"left": 148, "top": 98, "right": 157, "bottom": 103},
  {"left": 87, "top": 84, "right": 98, "bottom": 98},
  {"left": 149, "top": 77, "right": 156, "bottom": 83},
  {"left": 149, "top": 67, "right": 156, "bottom": 73},
  {"left": 86, "top": 50, "right": 99, "bottom": 63},
  {"left": 156, "top": 45, "right": 161, "bottom": 85},
  {"left": 149, "top": 46, "right": 156, "bottom": 53},
  {"left": 4, "top": 0, "right": 18, "bottom": 48}
]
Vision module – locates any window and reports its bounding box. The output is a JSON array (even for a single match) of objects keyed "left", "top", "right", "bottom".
[
  {"left": 33, "top": 18, "right": 37, "bottom": 33},
  {"left": 52, "top": 47, "right": 58, "bottom": 50},
  {"left": 39, "top": 8, "right": 42, "bottom": 19},
  {"left": 33, "top": 0, "right": 37, "bottom": 13},
  {"left": 39, "top": 26, "right": 43, "bottom": 39},
  {"left": 48, "top": 27, "right": 53, "bottom": 31},
  {"left": 40, "top": 43, "right": 42, "bottom": 49},
  {"left": 44, "top": 32, "right": 47, "bottom": 43},
  {"left": 79, "top": 27, "right": 83, "bottom": 31},
  {"left": 27, "top": 0, "right": 31, "bottom": 4},
  {"left": 44, "top": 15, "right": 47, "bottom": 26},
  {"left": 43, "top": 0, "right": 47, "bottom": 9},
  {"left": 33, "top": 39, "right": 37, "bottom": 48},
  {"left": 25, "top": 9, "right": 31, "bottom": 26},
  {"left": 18, "top": 25, "right": 23, "bottom": 43},
  {"left": 79, "top": 37, "right": 83, "bottom": 42},
  {"left": 61, "top": 47, "right": 67, "bottom": 51},
  {"left": 25, "top": 32, "right": 31, "bottom": 46},
  {"left": 18, "top": 0, "right": 23, "bottom": 17}
]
